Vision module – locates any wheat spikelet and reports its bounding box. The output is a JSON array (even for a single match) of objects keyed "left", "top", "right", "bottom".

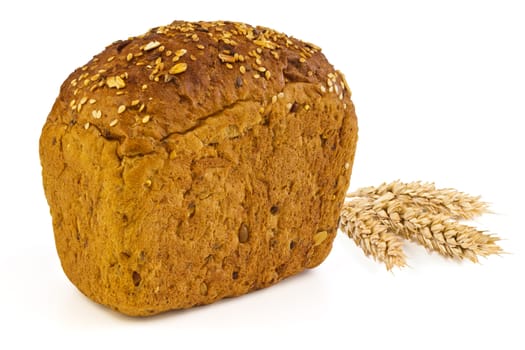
[
  {"left": 341, "top": 181, "right": 503, "bottom": 269},
  {"left": 340, "top": 199, "right": 406, "bottom": 270},
  {"left": 348, "top": 180, "right": 489, "bottom": 220}
]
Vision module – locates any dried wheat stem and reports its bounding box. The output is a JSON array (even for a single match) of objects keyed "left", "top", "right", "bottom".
[
  {"left": 347, "top": 180, "right": 489, "bottom": 220},
  {"left": 340, "top": 199, "right": 406, "bottom": 270}
]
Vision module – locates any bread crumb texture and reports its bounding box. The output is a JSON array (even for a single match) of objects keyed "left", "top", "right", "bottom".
[{"left": 39, "top": 20, "right": 358, "bottom": 316}]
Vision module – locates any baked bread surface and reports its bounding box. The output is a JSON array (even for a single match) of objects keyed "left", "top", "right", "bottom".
[{"left": 40, "top": 20, "right": 358, "bottom": 316}]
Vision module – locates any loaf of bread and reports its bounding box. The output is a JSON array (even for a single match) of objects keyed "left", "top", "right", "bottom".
[{"left": 39, "top": 20, "right": 358, "bottom": 316}]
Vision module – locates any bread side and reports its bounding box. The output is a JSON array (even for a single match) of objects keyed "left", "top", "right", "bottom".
[{"left": 40, "top": 21, "right": 358, "bottom": 316}]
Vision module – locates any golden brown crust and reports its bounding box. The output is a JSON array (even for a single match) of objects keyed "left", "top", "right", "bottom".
[{"left": 40, "top": 20, "right": 358, "bottom": 316}]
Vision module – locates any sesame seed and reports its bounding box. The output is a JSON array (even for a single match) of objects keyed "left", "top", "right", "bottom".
[
  {"left": 256, "top": 47, "right": 262, "bottom": 54},
  {"left": 286, "top": 103, "right": 293, "bottom": 111},
  {"left": 158, "top": 45, "right": 165, "bottom": 52},
  {"left": 304, "top": 104, "right": 310, "bottom": 111},
  {"left": 92, "top": 110, "right": 102, "bottom": 119},
  {"left": 126, "top": 53, "right": 133, "bottom": 61},
  {"left": 226, "top": 63, "right": 233, "bottom": 69},
  {"left": 190, "top": 54, "right": 197, "bottom": 61},
  {"left": 343, "top": 103, "right": 347, "bottom": 109},
  {"left": 98, "top": 69, "right": 107, "bottom": 74},
  {"left": 107, "top": 56, "right": 115, "bottom": 62},
  {"left": 299, "top": 57, "right": 306, "bottom": 63},
  {"left": 339, "top": 93, "right": 344, "bottom": 100},
  {"left": 334, "top": 84, "right": 339, "bottom": 94},
  {"left": 131, "top": 99, "right": 140, "bottom": 106},
  {"left": 89, "top": 99, "right": 96, "bottom": 104},
  {"left": 145, "top": 179, "right": 152, "bottom": 187},
  {"left": 172, "top": 56, "right": 180, "bottom": 62},
  {"left": 139, "top": 103, "right": 146, "bottom": 112},
  {"left": 307, "top": 71, "right": 313, "bottom": 77},
  {"left": 253, "top": 73, "right": 260, "bottom": 79},
  {"left": 141, "top": 115, "right": 151, "bottom": 123},
  {"left": 272, "top": 95, "right": 277, "bottom": 104},
  {"left": 169, "top": 150, "right": 177, "bottom": 159},
  {"left": 142, "top": 84, "right": 148, "bottom": 90},
  {"left": 117, "top": 105, "right": 126, "bottom": 114},
  {"left": 84, "top": 122, "right": 90, "bottom": 130},
  {"left": 79, "top": 96, "right": 87, "bottom": 105},
  {"left": 255, "top": 57, "right": 262, "bottom": 65},
  {"left": 165, "top": 50, "right": 173, "bottom": 57},
  {"left": 169, "top": 62, "right": 188, "bottom": 74},
  {"left": 197, "top": 44, "right": 205, "bottom": 50},
  {"left": 109, "top": 119, "right": 119, "bottom": 127},
  {"left": 239, "top": 65, "right": 246, "bottom": 74},
  {"left": 257, "top": 66, "right": 266, "bottom": 72},
  {"left": 344, "top": 162, "right": 350, "bottom": 170},
  {"left": 70, "top": 99, "right": 76, "bottom": 107},
  {"left": 143, "top": 41, "right": 161, "bottom": 51},
  {"left": 90, "top": 73, "right": 100, "bottom": 81},
  {"left": 277, "top": 92, "right": 285, "bottom": 99},
  {"left": 265, "top": 70, "right": 271, "bottom": 80},
  {"left": 191, "top": 33, "right": 199, "bottom": 42},
  {"left": 116, "top": 91, "right": 125, "bottom": 95},
  {"left": 71, "top": 79, "right": 78, "bottom": 87}
]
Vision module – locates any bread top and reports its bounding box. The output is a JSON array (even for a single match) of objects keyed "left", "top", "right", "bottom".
[{"left": 49, "top": 20, "right": 351, "bottom": 156}]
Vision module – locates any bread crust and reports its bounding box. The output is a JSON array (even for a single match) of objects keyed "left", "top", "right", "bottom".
[{"left": 40, "top": 20, "right": 357, "bottom": 316}]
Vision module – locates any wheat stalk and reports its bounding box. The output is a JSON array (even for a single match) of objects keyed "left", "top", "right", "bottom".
[{"left": 340, "top": 181, "right": 502, "bottom": 269}]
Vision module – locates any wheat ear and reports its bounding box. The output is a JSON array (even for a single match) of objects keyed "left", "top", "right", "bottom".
[
  {"left": 341, "top": 181, "right": 503, "bottom": 269},
  {"left": 347, "top": 180, "right": 489, "bottom": 220},
  {"left": 384, "top": 207, "right": 502, "bottom": 262},
  {"left": 340, "top": 199, "right": 406, "bottom": 270}
]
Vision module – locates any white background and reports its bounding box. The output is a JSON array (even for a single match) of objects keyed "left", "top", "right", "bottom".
[{"left": 1, "top": 0, "right": 523, "bottom": 349}]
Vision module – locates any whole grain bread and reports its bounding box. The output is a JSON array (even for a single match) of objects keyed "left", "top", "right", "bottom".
[{"left": 39, "top": 20, "right": 358, "bottom": 316}]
